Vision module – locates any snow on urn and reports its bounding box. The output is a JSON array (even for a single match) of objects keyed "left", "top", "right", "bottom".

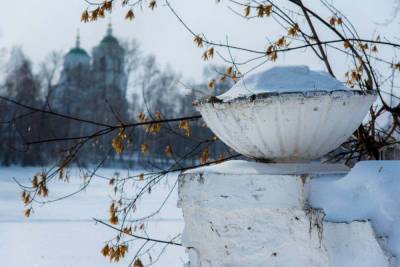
[{"left": 194, "top": 65, "right": 377, "bottom": 162}]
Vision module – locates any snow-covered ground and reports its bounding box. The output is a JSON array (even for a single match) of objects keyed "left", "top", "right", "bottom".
[
  {"left": 310, "top": 160, "right": 400, "bottom": 263},
  {"left": 0, "top": 166, "right": 186, "bottom": 267}
]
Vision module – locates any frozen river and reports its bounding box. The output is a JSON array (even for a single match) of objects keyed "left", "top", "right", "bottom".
[{"left": 0, "top": 166, "right": 186, "bottom": 267}]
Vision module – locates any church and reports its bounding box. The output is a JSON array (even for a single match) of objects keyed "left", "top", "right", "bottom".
[
  {"left": 51, "top": 23, "right": 129, "bottom": 126},
  {"left": 48, "top": 24, "right": 130, "bottom": 161}
]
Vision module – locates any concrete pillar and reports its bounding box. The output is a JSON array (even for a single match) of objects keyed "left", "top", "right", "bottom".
[{"left": 178, "top": 160, "right": 390, "bottom": 267}]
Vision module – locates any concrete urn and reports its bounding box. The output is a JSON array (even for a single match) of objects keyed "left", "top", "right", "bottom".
[{"left": 194, "top": 65, "right": 377, "bottom": 162}]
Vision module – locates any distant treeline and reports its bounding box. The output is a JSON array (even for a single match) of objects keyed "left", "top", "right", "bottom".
[{"left": 0, "top": 43, "right": 231, "bottom": 168}]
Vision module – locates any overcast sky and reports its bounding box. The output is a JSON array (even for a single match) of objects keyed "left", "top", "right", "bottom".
[{"left": 0, "top": 0, "right": 398, "bottom": 82}]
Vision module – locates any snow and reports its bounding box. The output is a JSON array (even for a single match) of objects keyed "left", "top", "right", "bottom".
[
  {"left": 310, "top": 160, "right": 400, "bottom": 262},
  {"left": 0, "top": 166, "right": 186, "bottom": 267},
  {"left": 218, "top": 65, "right": 348, "bottom": 101},
  {"left": 187, "top": 159, "right": 349, "bottom": 175},
  {"left": 323, "top": 221, "right": 392, "bottom": 267},
  {"left": 0, "top": 221, "right": 184, "bottom": 267}
]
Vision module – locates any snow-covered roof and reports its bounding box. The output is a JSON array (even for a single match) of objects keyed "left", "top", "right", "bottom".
[{"left": 218, "top": 65, "right": 348, "bottom": 101}]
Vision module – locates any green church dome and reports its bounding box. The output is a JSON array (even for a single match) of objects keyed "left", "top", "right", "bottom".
[
  {"left": 101, "top": 35, "right": 119, "bottom": 44},
  {"left": 99, "top": 22, "right": 120, "bottom": 46},
  {"left": 65, "top": 31, "right": 89, "bottom": 57},
  {"left": 67, "top": 47, "right": 89, "bottom": 56}
]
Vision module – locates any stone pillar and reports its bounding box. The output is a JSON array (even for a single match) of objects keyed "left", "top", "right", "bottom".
[{"left": 178, "top": 160, "right": 390, "bottom": 267}]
